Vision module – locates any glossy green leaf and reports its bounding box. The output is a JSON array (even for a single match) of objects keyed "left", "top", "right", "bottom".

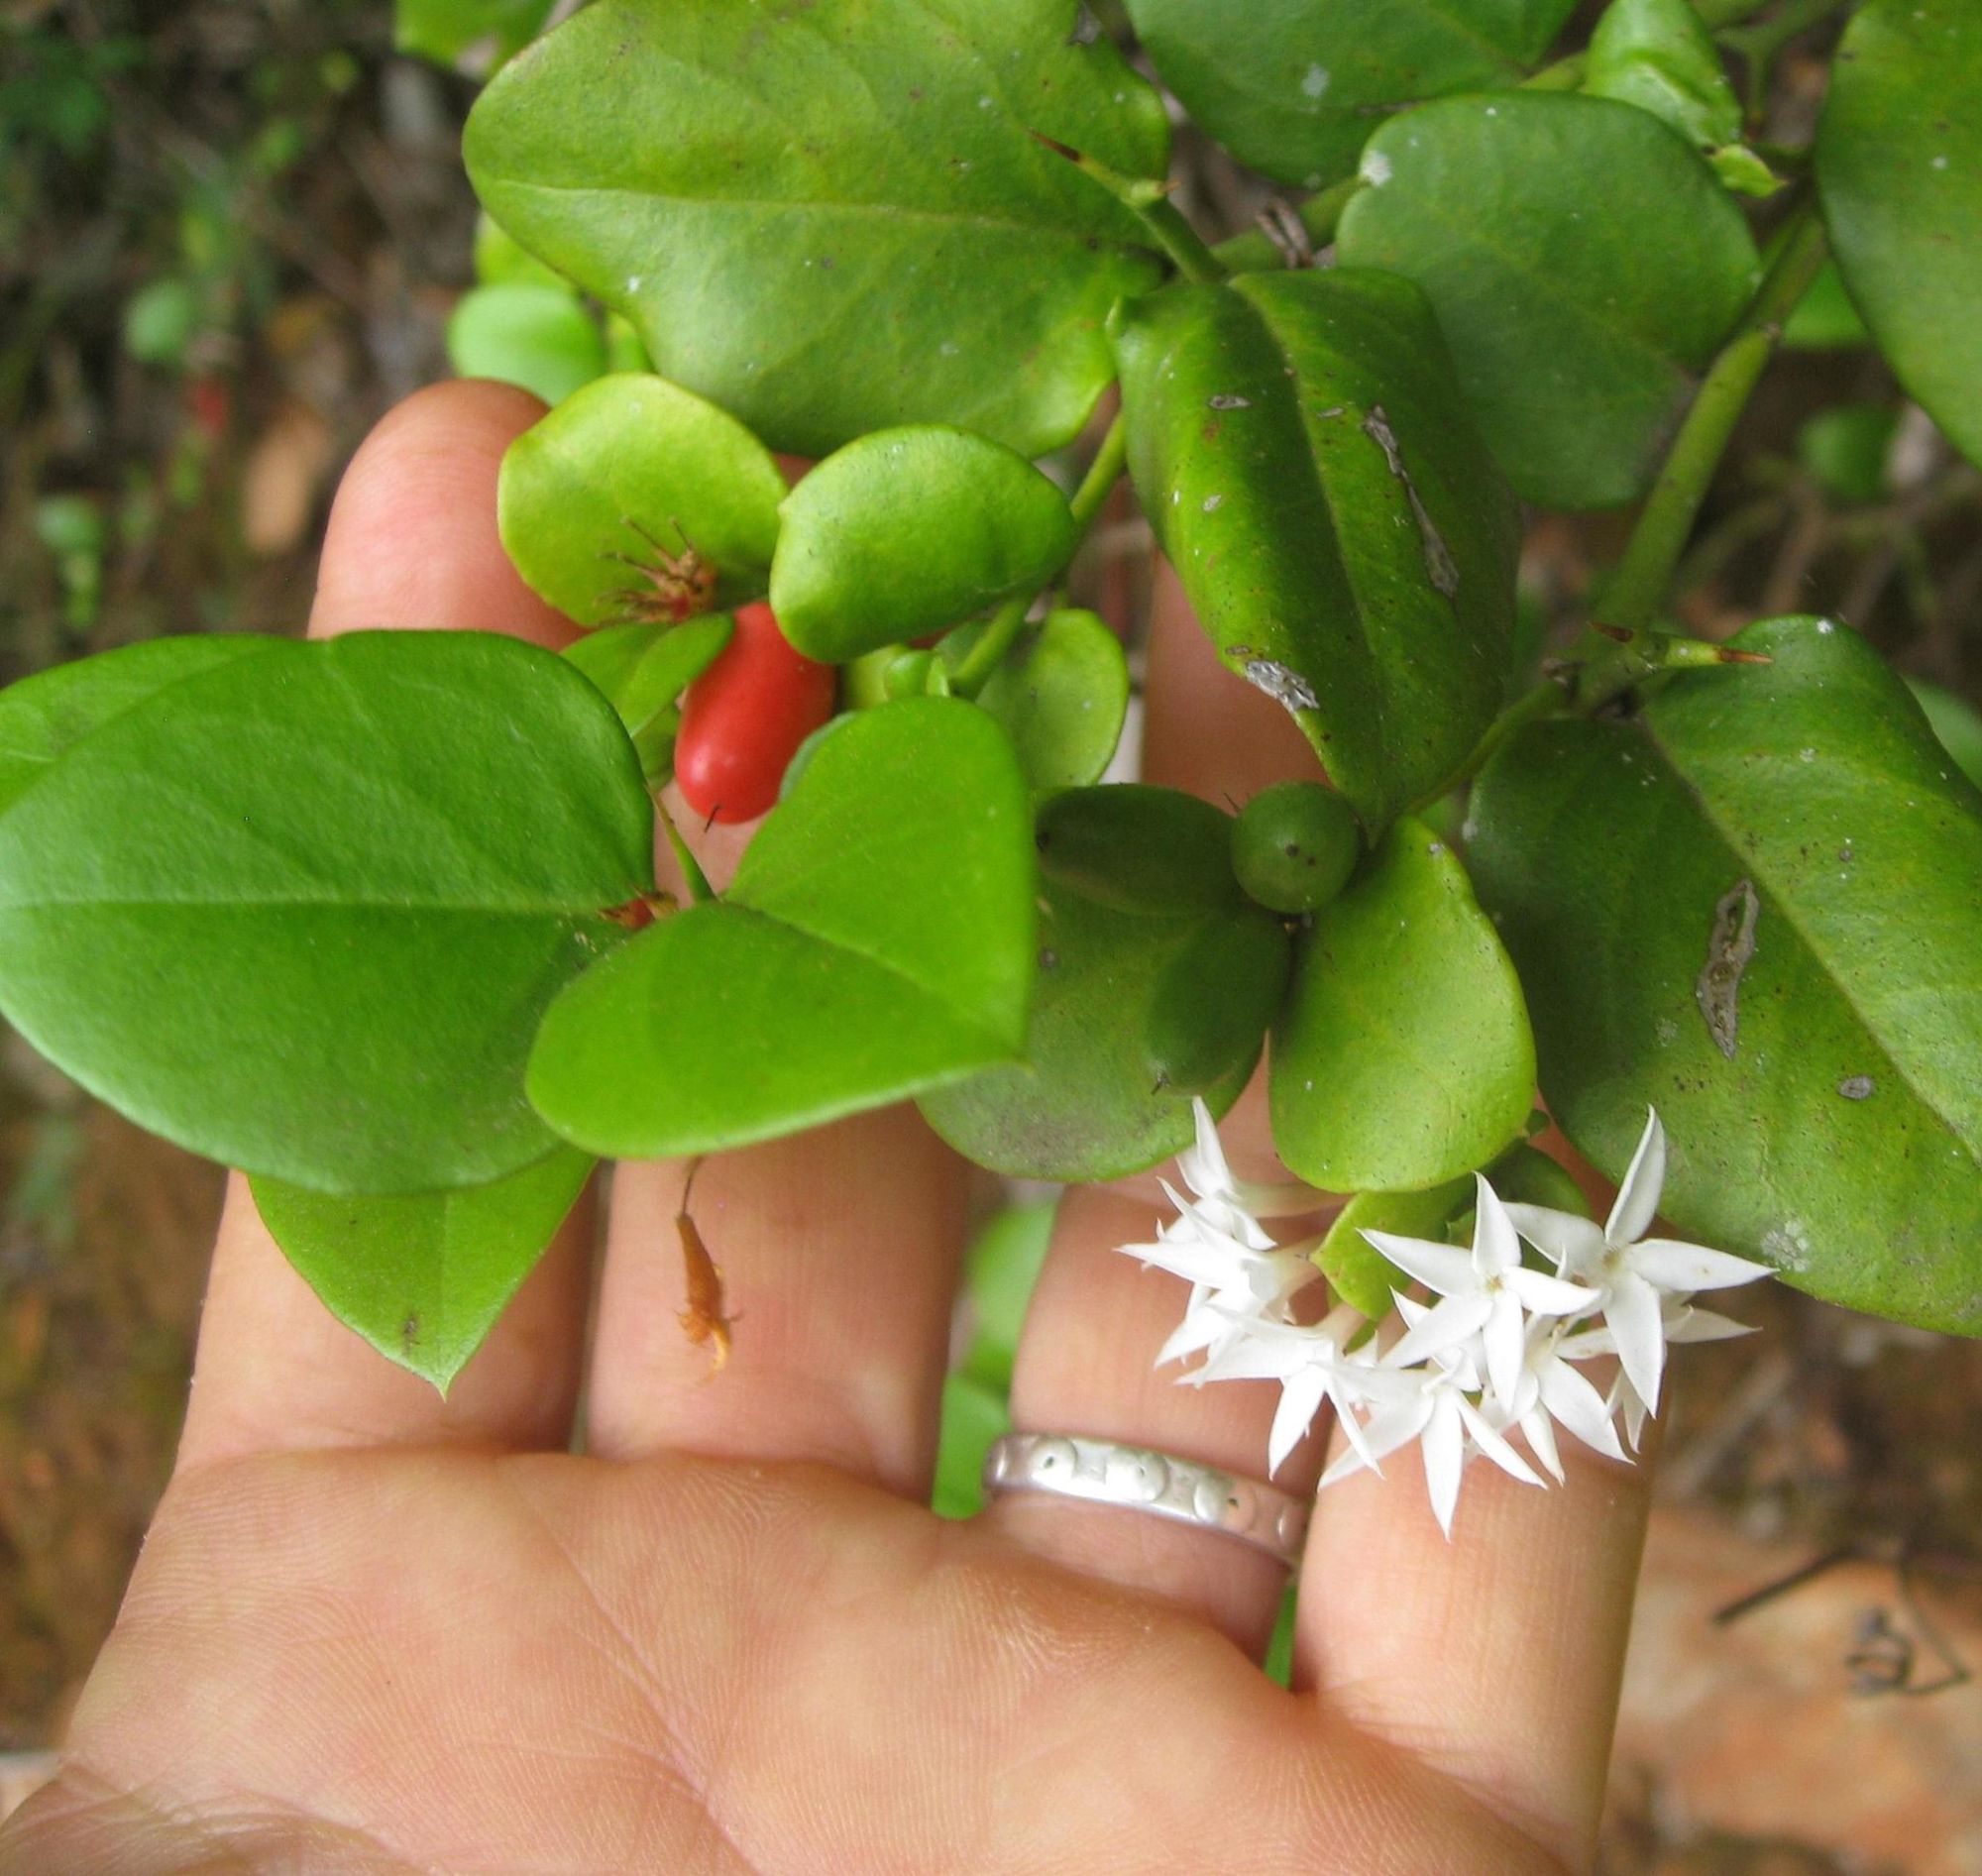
[
  {"left": 1112, "top": 269, "right": 1520, "bottom": 829},
  {"left": 0, "top": 632, "right": 652, "bottom": 1194},
  {"left": 1143, "top": 910, "right": 1291, "bottom": 1097},
  {"left": 960, "top": 1197, "right": 1056, "bottom": 1390},
  {"left": 1122, "top": 0, "right": 1577, "bottom": 189},
  {"left": 1469, "top": 616, "right": 1982, "bottom": 1334},
  {"left": 771, "top": 428, "right": 1075, "bottom": 662},
  {"left": 396, "top": 0, "right": 553, "bottom": 69},
  {"left": 1783, "top": 261, "right": 1871, "bottom": 351},
  {"left": 933, "top": 1372, "right": 1010, "bottom": 1519},
  {"left": 499, "top": 375, "right": 786, "bottom": 629},
  {"left": 1271, "top": 818, "right": 1534, "bottom": 1191},
  {"left": 250, "top": 1146, "right": 594, "bottom": 1393},
  {"left": 465, "top": 0, "right": 1169, "bottom": 459},
  {"left": 1910, "top": 678, "right": 1982, "bottom": 790},
  {"left": 1316, "top": 1176, "right": 1472, "bottom": 1320},
  {"left": 528, "top": 699, "right": 1034, "bottom": 1159},
  {"left": 922, "top": 788, "right": 1271, "bottom": 1181},
  {"left": 0, "top": 635, "right": 274, "bottom": 816},
  {"left": 951, "top": 609, "right": 1129, "bottom": 791},
  {"left": 1586, "top": 0, "right": 1740, "bottom": 153},
  {"left": 1336, "top": 94, "right": 1760, "bottom": 508},
  {"left": 1817, "top": 0, "right": 1982, "bottom": 468},
  {"left": 563, "top": 614, "right": 733, "bottom": 746},
  {"left": 447, "top": 283, "right": 606, "bottom": 407}
]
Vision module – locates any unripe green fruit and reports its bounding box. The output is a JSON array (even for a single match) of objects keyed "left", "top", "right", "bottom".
[{"left": 1232, "top": 781, "right": 1361, "bottom": 914}]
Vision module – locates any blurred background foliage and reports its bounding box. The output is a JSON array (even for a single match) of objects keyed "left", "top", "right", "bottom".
[{"left": 0, "top": 5, "right": 1979, "bottom": 1868}]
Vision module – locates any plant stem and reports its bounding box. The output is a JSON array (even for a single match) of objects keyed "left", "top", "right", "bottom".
[
  {"left": 1403, "top": 675, "right": 1569, "bottom": 815},
  {"left": 1032, "top": 132, "right": 1228, "bottom": 283},
  {"left": 948, "top": 411, "right": 1130, "bottom": 699},
  {"left": 653, "top": 795, "right": 716, "bottom": 905},
  {"left": 1596, "top": 199, "right": 1829, "bottom": 631}
]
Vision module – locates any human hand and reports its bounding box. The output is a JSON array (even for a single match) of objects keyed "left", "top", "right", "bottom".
[{"left": 0, "top": 383, "right": 1647, "bottom": 1876}]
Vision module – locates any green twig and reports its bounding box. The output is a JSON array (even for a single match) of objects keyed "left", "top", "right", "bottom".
[
  {"left": 1033, "top": 133, "right": 1228, "bottom": 283},
  {"left": 1596, "top": 200, "right": 1830, "bottom": 632},
  {"left": 948, "top": 411, "right": 1130, "bottom": 699},
  {"left": 1403, "top": 674, "right": 1569, "bottom": 814}
]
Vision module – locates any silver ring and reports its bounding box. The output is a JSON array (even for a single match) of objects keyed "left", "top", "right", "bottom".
[{"left": 982, "top": 1432, "right": 1309, "bottom": 1570}]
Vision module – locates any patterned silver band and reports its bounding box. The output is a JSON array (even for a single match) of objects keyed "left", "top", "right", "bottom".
[{"left": 981, "top": 1431, "right": 1309, "bottom": 1570}]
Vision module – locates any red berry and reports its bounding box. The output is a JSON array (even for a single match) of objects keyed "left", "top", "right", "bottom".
[{"left": 674, "top": 602, "right": 835, "bottom": 826}]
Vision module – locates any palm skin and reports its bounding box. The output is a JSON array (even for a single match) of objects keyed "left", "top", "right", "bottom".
[{"left": 7, "top": 1448, "right": 1566, "bottom": 1875}]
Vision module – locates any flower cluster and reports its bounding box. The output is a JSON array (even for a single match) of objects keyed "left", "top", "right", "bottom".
[{"left": 1117, "top": 1102, "right": 1772, "bottom": 1537}]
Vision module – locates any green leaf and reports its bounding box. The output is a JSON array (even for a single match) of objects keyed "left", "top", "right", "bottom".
[
  {"left": 1782, "top": 261, "right": 1871, "bottom": 352},
  {"left": 1112, "top": 269, "right": 1520, "bottom": 830},
  {"left": 528, "top": 698, "right": 1035, "bottom": 1159},
  {"left": 250, "top": 1146, "right": 594, "bottom": 1393},
  {"left": 961, "top": 1197, "right": 1056, "bottom": 1390},
  {"left": 1316, "top": 1176, "right": 1472, "bottom": 1319},
  {"left": 771, "top": 428, "right": 1075, "bottom": 662},
  {"left": 1486, "top": 1140, "right": 1592, "bottom": 1216},
  {"left": 1817, "top": 0, "right": 1982, "bottom": 469},
  {"left": 465, "top": 0, "right": 1170, "bottom": 459},
  {"left": 1469, "top": 617, "right": 1982, "bottom": 1334},
  {"left": 949, "top": 608, "right": 1129, "bottom": 791},
  {"left": 1335, "top": 93, "right": 1761, "bottom": 509},
  {"left": 0, "top": 635, "right": 273, "bottom": 817},
  {"left": 922, "top": 787, "right": 1276, "bottom": 1181},
  {"left": 0, "top": 633, "right": 653, "bottom": 1194},
  {"left": 1909, "top": 678, "right": 1982, "bottom": 790},
  {"left": 1586, "top": 0, "right": 1741, "bottom": 153},
  {"left": 498, "top": 375, "right": 787, "bottom": 629},
  {"left": 1121, "top": 0, "right": 1577, "bottom": 189},
  {"left": 933, "top": 1372, "right": 1010, "bottom": 1519},
  {"left": 1796, "top": 404, "right": 1898, "bottom": 507},
  {"left": 564, "top": 614, "right": 733, "bottom": 746},
  {"left": 447, "top": 283, "right": 606, "bottom": 408},
  {"left": 473, "top": 212, "right": 568, "bottom": 291},
  {"left": 1271, "top": 818, "right": 1534, "bottom": 1191},
  {"left": 395, "top": 0, "right": 553, "bottom": 68}
]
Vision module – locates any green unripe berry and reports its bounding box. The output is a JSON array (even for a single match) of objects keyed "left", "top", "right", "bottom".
[{"left": 1232, "top": 781, "right": 1361, "bottom": 914}]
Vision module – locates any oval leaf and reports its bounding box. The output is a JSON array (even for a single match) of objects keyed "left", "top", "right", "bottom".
[
  {"left": 0, "top": 632, "right": 653, "bottom": 1194},
  {"left": 1469, "top": 617, "right": 1982, "bottom": 1334},
  {"left": 967, "top": 608, "right": 1129, "bottom": 792},
  {"left": 1123, "top": 0, "right": 1576, "bottom": 188},
  {"left": 771, "top": 427, "right": 1075, "bottom": 661},
  {"left": 1817, "top": 0, "right": 1982, "bottom": 469},
  {"left": 563, "top": 613, "right": 734, "bottom": 744},
  {"left": 1336, "top": 93, "right": 1760, "bottom": 508},
  {"left": 1586, "top": 0, "right": 1742, "bottom": 153},
  {"left": 528, "top": 698, "right": 1035, "bottom": 1158},
  {"left": 1316, "top": 1177, "right": 1472, "bottom": 1320},
  {"left": 922, "top": 787, "right": 1279, "bottom": 1181},
  {"left": 1112, "top": 269, "right": 1520, "bottom": 830},
  {"left": 1270, "top": 818, "right": 1535, "bottom": 1191},
  {"left": 446, "top": 282, "right": 605, "bottom": 407},
  {"left": 499, "top": 375, "right": 787, "bottom": 628},
  {"left": 464, "top": 0, "right": 1169, "bottom": 458},
  {"left": 250, "top": 1145, "right": 595, "bottom": 1393}
]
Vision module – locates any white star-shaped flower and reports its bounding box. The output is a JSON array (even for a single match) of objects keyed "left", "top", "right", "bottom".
[
  {"left": 1504, "top": 1318, "right": 1628, "bottom": 1484},
  {"left": 1189, "top": 1304, "right": 1412, "bottom": 1477},
  {"left": 1557, "top": 1298, "right": 1757, "bottom": 1450},
  {"left": 1115, "top": 1188, "right": 1317, "bottom": 1368},
  {"left": 1502, "top": 1110, "right": 1772, "bottom": 1415},
  {"left": 1320, "top": 1298, "right": 1545, "bottom": 1537},
  {"left": 1175, "top": 1096, "right": 1331, "bottom": 1228},
  {"left": 1363, "top": 1175, "right": 1597, "bottom": 1412}
]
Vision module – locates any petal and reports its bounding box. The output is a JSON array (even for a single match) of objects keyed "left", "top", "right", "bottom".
[
  {"left": 1520, "top": 1404, "right": 1566, "bottom": 1485},
  {"left": 1455, "top": 1394, "right": 1546, "bottom": 1489},
  {"left": 1473, "top": 1176, "right": 1522, "bottom": 1277},
  {"left": 1538, "top": 1359, "right": 1628, "bottom": 1462},
  {"left": 1630, "top": 1238, "right": 1775, "bottom": 1292},
  {"left": 1606, "top": 1107, "right": 1667, "bottom": 1245},
  {"left": 1156, "top": 1306, "right": 1232, "bottom": 1368},
  {"left": 1384, "top": 1290, "right": 1494, "bottom": 1371},
  {"left": 1361, "top": 1229, "right": 1478, "bottom": 1298},
  {"left": 1505, "top": 1268, "right": 1602, "bottom": 1317},
  {"left": 1483, "top": 1286, "right": 1527, "bottom": 1411},
  {"left": 1666, "top": 1304, "right": 1757, "bottom": 1344},
  {"left": 1605, "top": 1269, "right": 1667, "bottom": 1412},
  {"left": 1421, "top": 1390, "right": 1466, "bottom": 1537},
  {"left": 1502, "top": 1203, "right": 1608, "bottom": 1276},
  {"left": 1324, "top": 1397, "right": 1432, "bottom": 1484},
  {"left": 1268, "top": 1368, "right": 1331, "bottom": 1477}
]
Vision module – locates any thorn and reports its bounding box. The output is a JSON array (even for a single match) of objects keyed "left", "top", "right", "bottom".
[
  {"left": 1590, "top": 621, "right": 1634, "bottom": 642},
  {"left": 1717, "top": 647, "right": 1774, "bottom": 665}
]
